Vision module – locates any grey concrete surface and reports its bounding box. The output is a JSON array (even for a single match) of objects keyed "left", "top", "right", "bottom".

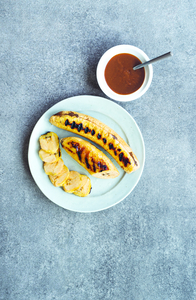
[{"left": 1, "top": 0, "right": 196, "bottom": 299}]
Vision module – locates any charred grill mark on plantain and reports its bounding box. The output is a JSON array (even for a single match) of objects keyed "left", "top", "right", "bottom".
[
  {"left": 97, "top": 162, "right": 108, "bottom": 171},
  {"left": 67, "top": 112, "right": 79, "bottom": 117},
  {"left": 77, "top": 123, "right": 83, "bottom": 132},
  {"left": 69, "top": 141, "right": 109, "bottom": 173},
  {"left": 65, "top": 147, "right": 74, "bottom": 154},
  {"left": 77, "top": 151, "right": 81, "bottom": 161},
  {"left": 109, "top": 143, "right": 114, "bottom": 150},
  {"left": 111, "top": 134, "right": 117, "bottom": 140},
  {"left": 119, "top": 153, "right": 124, "bottom": 161},
  {"left": 64, "top": 120, "right": 92, "bottom": 135},
  {"left": 85, "top": 157, "right": 90, "bottom": 169},
  {"left": 109, "top": 143, "right": 131, "bottom": 167},
  {"left": 93, "top": 163, "right": 96, "bottom": 172},
  {"left": 71, "top": 121, "right": 76, "bottom": 129},
  {"left": 129, "top": 152, "right": 138, "bottom": 166},
  {"left": 120, "top": 155, "right": 130, "bottom": 167},
  {"left": 65, "top": 119, "right": 69, "bottom": 126},
  {"left": 57, "top": 111, "right": 79, "bottom": 117},
  {"left": 70, "top": 142, "right": 82, "bottom": 161}
]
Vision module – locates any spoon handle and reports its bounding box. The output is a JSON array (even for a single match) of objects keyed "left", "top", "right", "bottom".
[{"left": 133, "top": 51, "right": 173, "bottom": 70}]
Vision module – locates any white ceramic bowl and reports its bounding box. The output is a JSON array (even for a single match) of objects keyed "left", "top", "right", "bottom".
[{"left": 96, "top": 45, "right": 153, "bottom": 102}]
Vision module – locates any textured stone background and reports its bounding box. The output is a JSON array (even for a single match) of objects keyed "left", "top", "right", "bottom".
[{"left": 1, "top": 0, "right": 196, "bottom": 299}]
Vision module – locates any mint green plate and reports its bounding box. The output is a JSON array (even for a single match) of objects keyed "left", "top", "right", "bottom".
[{"left": 28, "top": 95, "right": 145, "bottom": 213}]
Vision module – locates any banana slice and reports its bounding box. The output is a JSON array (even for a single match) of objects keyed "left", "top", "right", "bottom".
[
  {"left": 39, "top": 148, "right": 62, "bottom": 163},
  {"left": 63, "top": 171, "right": 82, "bottom": 193},
  {"left": 43, "top": 158, "right": 64, "bottom": 175},
  {"left": 49, "top": 165, "right": 69, "bottom": 187},
  {"left": 39, "top": 132, "right": 59, "bottom": 154},
  {"left": 73, "top": 175, "right": 91, "bottom": 197}
]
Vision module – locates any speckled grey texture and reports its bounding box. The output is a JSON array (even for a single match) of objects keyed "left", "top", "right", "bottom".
[{"left": 1, "top": 0, "right": 196, "bottom": 299}]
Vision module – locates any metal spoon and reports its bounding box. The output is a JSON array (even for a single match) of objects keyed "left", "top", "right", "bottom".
[{"left": 133, "top": 51, "right": 173, "bottom": 70}]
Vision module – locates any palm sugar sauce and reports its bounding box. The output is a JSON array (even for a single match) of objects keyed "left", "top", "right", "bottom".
[{"left": 104, "top": 53, "right": 145, "bottom": 95}]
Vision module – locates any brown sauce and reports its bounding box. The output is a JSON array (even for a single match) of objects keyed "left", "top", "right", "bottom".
[{"left": 104, "top": 53, "right": 145, "bottom": 95}]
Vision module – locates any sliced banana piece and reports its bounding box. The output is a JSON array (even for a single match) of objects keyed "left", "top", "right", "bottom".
[
  {"left": 44, "top": 158, "right": 64, "bottom": 175},
  {"left": 39, "top": 132, "right": 59, "bottom": 154},
  {"left": 49, "top": 165, "right": 69, "bottom": 187},
  {"left": 63, "top": 171, "right": 82, "bottom": 193},
  {"left": 39, "top": 148, "right": 62, "bottom": 163},
  {"left": 73, "top": 175, "right": 91, "bottom": 197}
]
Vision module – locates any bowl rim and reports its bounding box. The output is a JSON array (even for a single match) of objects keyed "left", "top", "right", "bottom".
[{"left": 96, "top": 44, "right": 153, "bottom": 102}]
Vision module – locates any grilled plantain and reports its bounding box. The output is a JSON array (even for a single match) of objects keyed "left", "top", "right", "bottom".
[
  {"left": 49, "top": 111, "right": 140, "bottom": 173},
  {"left": 61, "top": 137, "right": 119, "bottom": 179}
]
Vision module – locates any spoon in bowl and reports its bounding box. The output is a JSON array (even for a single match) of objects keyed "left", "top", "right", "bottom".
[{"left": 133, "top": 51, "right": 173, "bottom": 70}]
